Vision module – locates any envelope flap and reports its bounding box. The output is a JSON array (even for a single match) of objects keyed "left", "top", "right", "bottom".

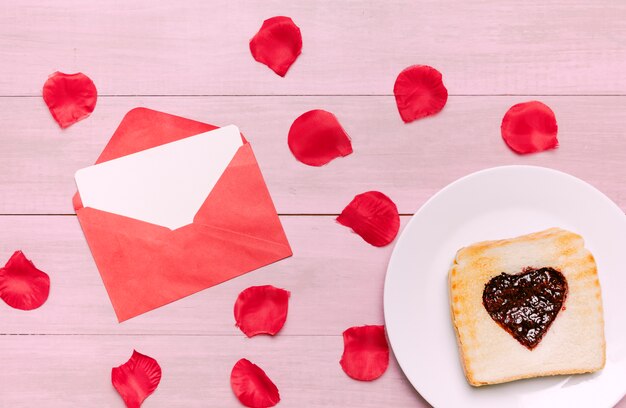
[
  {"left": 96, "top": 108, "right": 219, "bottom": 163},
  {"left": 76, "top": 206, "right": 292, "bottom": 322},
  {"left": 194, "top": 142, "right": 290, "bottom": 247}
]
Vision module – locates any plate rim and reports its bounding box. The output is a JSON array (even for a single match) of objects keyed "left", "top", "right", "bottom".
[{"left": 383, "top": 164, "right": 626, "bottom": 408}]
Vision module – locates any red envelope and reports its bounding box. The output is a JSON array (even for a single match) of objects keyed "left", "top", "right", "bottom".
[{"left": 73, "top": 108, "right": 292, "bottom": 322}]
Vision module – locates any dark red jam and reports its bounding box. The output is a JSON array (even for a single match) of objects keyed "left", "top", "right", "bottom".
[{"left": 482, "top": 267, "right": 568, "bottom": 350}]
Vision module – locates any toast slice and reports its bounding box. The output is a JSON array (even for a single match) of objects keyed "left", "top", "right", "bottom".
[{"left": 449, "top": 228, "right": 605, "bottom": 386}]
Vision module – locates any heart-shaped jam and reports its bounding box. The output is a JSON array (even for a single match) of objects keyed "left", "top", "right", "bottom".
[{"left": 483, "top": 267, "right": 567, "bottom": 349}]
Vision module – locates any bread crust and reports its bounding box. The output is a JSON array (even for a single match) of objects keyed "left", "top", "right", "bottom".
[{"left": 449, "top": 228, "right": 606, "bottom": 386}]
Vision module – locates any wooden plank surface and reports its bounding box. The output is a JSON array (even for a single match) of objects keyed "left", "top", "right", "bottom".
[
  {"left": 0, "top": 335, "right": 424, "bottom": 407},
  {"left": 0, "top": 215, "right": 401, "bottom": 335},
  {"left": 0, "top": 1, "right": 624, "bottom": 96},
  {"left": 0, "top": 95, "right": 624, "bottom": 215},
  {"left": 0, "top": 0, "right": 624, "bottom": 407}
]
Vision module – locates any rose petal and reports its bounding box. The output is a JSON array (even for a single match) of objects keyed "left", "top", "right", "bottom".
[
  {"left": 337, "top": 191, "right": 400, "bottom": 247},
  {"left": 249, "top": 16, "right": 302, "bottom": 77},
  {"left": 501, "top": 100, "right": 558, "bottom": 154},
  {"left": 234, "top": 285, "right": 290, "bottom": 337},
  {"left": 393, "top": 65, "right": 448, "bottom": 123},
  {"left": 112, "top": 350, "right": 162, "bottom": 408},
  {"left": 340, "top": 325, "right": 389, "bottom": 381},
  {"left": 288, "top": 109, "right": 353, "bottom": 166},
  {"left": 0, "top": 251, "right": 50, "bottom": 310},
  {"left": 42, "top": 72, "right": 97, "bottom": 128},
  {"left": 231, "top": 359, "right": 280, "bottom": 408}
]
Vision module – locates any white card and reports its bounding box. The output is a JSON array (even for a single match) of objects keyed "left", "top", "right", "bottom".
[{"left": 75, "top": 125, "right": 243, "bottom": 230}]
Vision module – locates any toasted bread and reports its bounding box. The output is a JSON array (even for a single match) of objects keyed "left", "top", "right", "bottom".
[{"left": 449, "top": 228, "right": 605, "bottom": 386}]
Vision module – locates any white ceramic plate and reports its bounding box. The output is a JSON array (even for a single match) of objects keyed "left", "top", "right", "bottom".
[{"left": 384, "top": 166, "right": 626, "bottom": 408}]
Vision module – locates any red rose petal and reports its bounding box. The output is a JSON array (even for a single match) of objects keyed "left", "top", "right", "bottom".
[
  {"left": 288, "top": 109, "right": 353, "bottom": 166},
  {"left": 112, "top": 350, "right": 162, "bottom": 408},
  {"left": 0, "top": 251, "right": 50, "bottom": 310},
  {"left": 249, "top": 16, "right": 302, "bottom": 77},
  {"left": 393, "top": 65, "right": 448, "bottom": 123},
  {"left": 234, "top": 285, "right": 290, "bottom": 337},
  {"left": 501, "top": 101, "right": 558, "bottom": 154},
  {"left": 42, "top": 71, "right": 97, "bottom": 128},
  {"left": 340, "top": 325, "right": 389, "bottom": 381},
  {"left": 231, "top": 359, "right": 280, "bottom": 408},
  {"left": 337, "top": 191, "right": 400, "bottom": 247}
]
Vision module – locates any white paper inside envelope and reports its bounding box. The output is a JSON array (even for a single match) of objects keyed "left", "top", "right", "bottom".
[{"left": 75, "top": 125, "right": 243, "bottom": 230}]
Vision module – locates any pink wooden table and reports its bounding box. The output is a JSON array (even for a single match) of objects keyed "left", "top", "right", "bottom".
[{"left": 0, "top": 1, "right": 624, "bottom": 407}]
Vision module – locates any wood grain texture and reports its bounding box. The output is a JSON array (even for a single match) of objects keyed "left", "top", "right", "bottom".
[
  {"left": 0, "top": 0, "right": 625, "bottom": 407},
  {"left": 0, "top": 1, "right": 624, "bottom": 96},
  {"left": 0, "top": 215, "right": 402, "bottom": 336},
  {"left": 0, "top": 335, "right": 425, "bottom": 407},
  {"left": 0, "top": 95, "right": 624, "bottom": 215}
]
